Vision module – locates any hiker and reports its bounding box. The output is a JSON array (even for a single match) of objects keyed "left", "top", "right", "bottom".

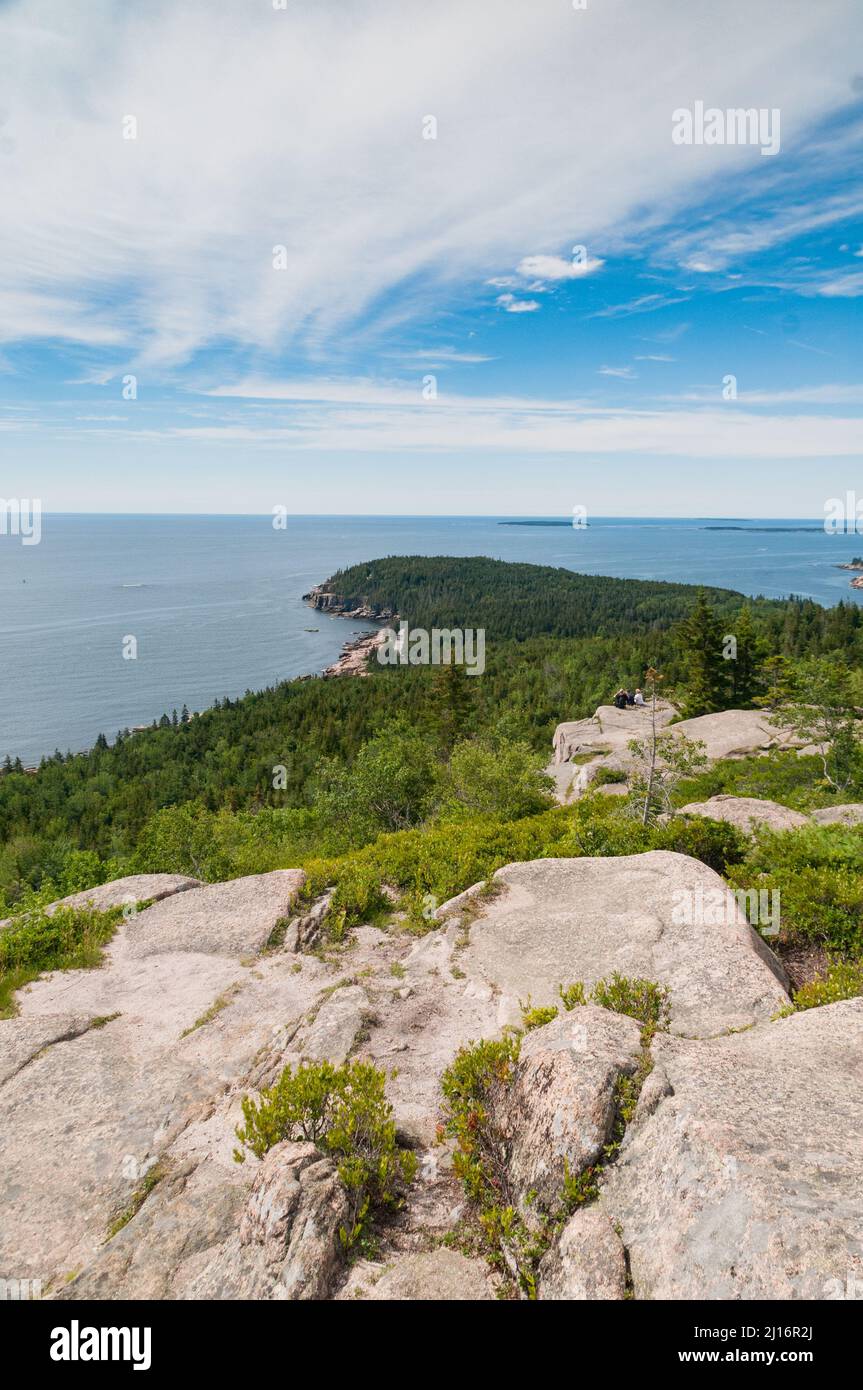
[
  {"left": 625, "top": 690, "right": 636, "bottom": 706},
  {"left": 612, "top": 688, "right": 628, "bottom": 710},
  {"left": 634, "top": 687, "right": 646, "bottom": 706}
]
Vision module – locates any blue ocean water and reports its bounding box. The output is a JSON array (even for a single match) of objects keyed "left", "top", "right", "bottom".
[{"left": 2, "top": 514, "right": 862, "bottom": 764}]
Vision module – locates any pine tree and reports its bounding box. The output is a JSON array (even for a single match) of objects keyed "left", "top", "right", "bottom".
[
  {"left": 676, "top": 589, "right": 727, "bottom": 716},
  {"left": 729, "top": 604, "right": 766, "bottom": 707},
  {"left": 430, "top": 663, "right": 473, "bottom": 752},
  {"left": 754, "top": 653, "right": 794, "bottom": 709}
]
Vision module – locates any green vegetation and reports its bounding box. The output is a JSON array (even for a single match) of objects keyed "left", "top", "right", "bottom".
[
  {"left": 729, "top": 824, "right": 863, "bottom": 956},
  {"left": 441, "top": 973, "right": 671, "bottom": 1296},
  {"left": 106, "top": 1160, "right": 167, "bottom": 1240},
  {"left": 521, "top": 972, "right": 671, "bottom": 1037},
  {"left": 778, "top": 959, "right": 863, "bottom": 1014},
  {"left": 233, "top": 1059, "right": 417, "bottom": 1253},
  {"left": 3, "top": 559, "right": 861, "bottom": 913},
  {"left": 0, "top": 902, "right": 125, "bottom": 1017},
  {"left": 180, "top": 986, "right": 240, "bottom": 1038},
  {"left": 1, "top": 556, "right": 862, "bottom": 1021},
  {"left": 324, "top": 556, "right": 748, "bottom": 639}
]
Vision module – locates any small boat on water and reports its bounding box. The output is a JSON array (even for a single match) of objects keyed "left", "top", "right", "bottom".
[{"left": 305, "top": 626, "right": 319, "bottom": 631}]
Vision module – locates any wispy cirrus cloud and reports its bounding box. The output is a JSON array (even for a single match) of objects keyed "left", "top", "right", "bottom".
[
  {"left": 0, "top": 0, "right": 860, "bottom": 367},
  {"left": 27, "top": 375, "right": 860, "bottom": 460}
]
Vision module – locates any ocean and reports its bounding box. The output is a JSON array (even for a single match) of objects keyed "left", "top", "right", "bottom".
[{"left": 2, "top": 513, "right": 862, "bottom": 765}]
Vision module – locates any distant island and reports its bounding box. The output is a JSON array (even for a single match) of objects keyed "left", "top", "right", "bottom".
[
  {"left": 836, "top": 558, "right": 863, "bottom": 570},
  {"left": 499, "top": 518, "right": 588, "bottom": 527},
  {"left": 702, "top": 526, "right": 825, "bottom": 533}
]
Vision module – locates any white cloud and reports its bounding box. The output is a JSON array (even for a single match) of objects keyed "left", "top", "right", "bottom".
[
  {"left": 387, "top": 348, "right": 494, "bottom": 364},
  {"left": 496, "top": 294, "right": 540, "bottom": 313},
  {"left": 805, "top": 271, "right": 863, "bottom": 298},
  {"left": 594, "top": 293, "right": 690, "bottom": 319},
  {"left": 599, "top": 365, "right": 637, "bottom": 379},
  {"left": 0, "top": 0, "right": 859, "bottom": 363},
  {"left": 516, "top": 253, "right": 604, "bottom": 281},
  {"left": 50, "top": 375, "right": 862, "bottom": 459}
]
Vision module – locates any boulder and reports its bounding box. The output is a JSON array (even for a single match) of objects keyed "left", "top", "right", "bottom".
[
  {"left": 503, "top": 1007, "right": 643, "bottom": 1215},
  {"left": 811, "top": 804, "right": 863, "bottom": 826},
  {"left": 0, "top": 868, "right": 317, "bottom": 1286},
  {"left": 602, "top": 998, "right": 863, "bottom": 1300},
  {"left": 538, "top": 1205, "right": 628, "bottom": 1300},
  {"left": 552, "top": 706, "right": 810, "bottom": 788},
  {"left": 60, "top": 1141, "right": 350, "bottom": 1302},
  {"left": 677, "top": 794, "right": 810, "bottom": 833},
  {"left": 442, "top": 852, "right": 790, "bottom": 1038},
  {"left": 235, "top": 1141, "right": 349, "bottom": 1300},
  {"left": 669, "top": 709, "right": 805, "bottom": 762},
  {"left": 0, "top": 873, "right": 201, "bottom": 931},
  {"left": 125, "top": 871, "right": 306, "bottom": 958},
  {"left": 553, "top": 701, "right": 676, "bottom": 765}
]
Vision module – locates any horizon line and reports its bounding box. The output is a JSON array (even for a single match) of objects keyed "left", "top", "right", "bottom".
[{"left": 8, "top": 511, "right": 835, "bottom": 522}]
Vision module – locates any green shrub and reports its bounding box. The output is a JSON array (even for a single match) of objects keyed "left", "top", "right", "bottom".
[
  {"left": 591, "top": 767, "right": 628, "bottom": 787},
  {"left": 590, "top": 972, "right": 671, "bottom": 1040},
  {"left": 558, "top": 981, "right": 587, "bottom": 1011},
  {"left": 729, "top": 824, "right": 863, "bottom": 955},
  {"left": 437, "top": 737, "right": 555, "bottom": 822},
  {"left": 440, "top": 1037, "right": 520, "bottom": 1208},
  {"left": 673, "top": 751, "right": 839, "bottom": 813},
  {"left": 781, "top": 959, "right": 863, "bottom": 1014},
  {"left": 520, "top": 1001, "right": 559, "bottom": 1031},
  {"left": 234, "top": 1059, "right": 416, "bottom": 1252},
  {"left": 0, "top": 903, "right": 125, "bottom": 1017},
  {"left": 654, "top": 816, "right": 747, "bottom": 874}
]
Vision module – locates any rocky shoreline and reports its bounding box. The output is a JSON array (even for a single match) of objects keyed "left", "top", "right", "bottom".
[
  {"left": 302, "top": 583, "right": 396, "bottom": 678},
  {"left": 322, "top": 627, "right": 389, "bottom": 678},
  {"left": 834, "top": 560, "right": 863, "bottom": 588}
]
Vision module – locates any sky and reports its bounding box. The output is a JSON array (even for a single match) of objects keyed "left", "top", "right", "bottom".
[{"left": 0, "top": 0, "right": 861, "bottom": 517}]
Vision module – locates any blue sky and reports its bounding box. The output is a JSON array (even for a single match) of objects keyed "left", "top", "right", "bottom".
[{"left": 0, "top": 0, "right": 861, "bottom": 516}]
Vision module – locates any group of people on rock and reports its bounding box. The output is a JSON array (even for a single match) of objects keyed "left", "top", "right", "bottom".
[{"left": 612, "top": 687, "right": 646, "bottom": 710}]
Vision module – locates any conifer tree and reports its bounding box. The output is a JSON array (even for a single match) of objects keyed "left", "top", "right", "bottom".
[
  {"left": 676, "top": 589, "right": 727, "bottom": 716},
  {"left": 430, "top": 663, "right": 473, "bottom": 752},
  {"left": 728, "top": 604, "right": 766, "bottom": 707}
]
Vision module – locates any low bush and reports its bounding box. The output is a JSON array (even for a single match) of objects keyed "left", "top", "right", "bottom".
[
  {"left": 779, "top": 959, "right": 863, "bottom": 1014},
  {"left": 0, "top": 902, "right": 125, "bottom": 1017},
  {"left": 233, "top": 1059, "right": 416, "bottom": 1253},
  {"left": 729, "top": 824, "right": 863, "bottom": 955},
  {"left": 672, "top": 751, "right": 850, "bottom": 813}
]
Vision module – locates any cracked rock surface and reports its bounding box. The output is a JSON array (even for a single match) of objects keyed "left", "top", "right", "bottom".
[{"left": 1, "top": 858, "right": 859, "bottom": 1301}]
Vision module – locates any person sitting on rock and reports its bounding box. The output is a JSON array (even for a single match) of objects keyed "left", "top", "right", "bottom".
[
  {"left": 613, "top": 688, "right": 628, "bottom": 710},
  {"left": 633, "top": 687, "right": 646, "bottom": 706}
]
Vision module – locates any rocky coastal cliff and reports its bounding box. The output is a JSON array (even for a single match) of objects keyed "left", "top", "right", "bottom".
[
  {"left": 302, "top": 583, "right": 396, "bottom": 622},
  {"left": 303, "top": 583, "right": 396, "bottom": 677}
]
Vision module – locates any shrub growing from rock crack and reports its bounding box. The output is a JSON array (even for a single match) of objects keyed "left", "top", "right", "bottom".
[{"left": 234, "top": 1059, "right": 417, "bottom": 1252}]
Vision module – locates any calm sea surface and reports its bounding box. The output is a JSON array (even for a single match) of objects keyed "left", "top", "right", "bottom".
[{"left": 2, "top": 514, "right": 861, "bottom": 763}]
